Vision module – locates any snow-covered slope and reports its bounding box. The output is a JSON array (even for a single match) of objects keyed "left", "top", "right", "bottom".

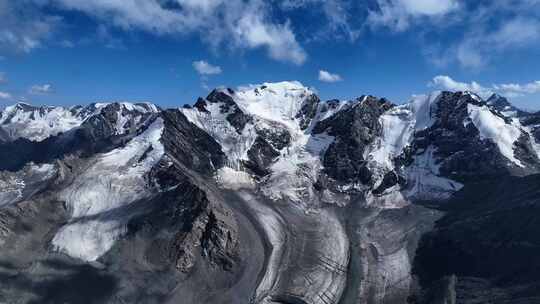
[
  {"left": 467, "top": 103, "right": 525, "bottom": 167},
  {"left": 181, "top": 94, "right": 257, "bottom": 170},
  {"left": 0, "top": 102, "right": 160, "bottom": 142},
  {"left": 181, "top": 84, "right": 540, "bottom": 208},
  {"left": 0, "top": 103, "right": 88, "bottom": 142},
  {"left": 2, "top": 85, "right": 540, "bottom": 304},
  {"left": 182, "top": 82, "right": 336, "bottom": 208},
  {"left": 486, "top": 93, "right": 529, "bottom": 117},
  {"left": 367, "top": 93, "right": 440, "bottom": 175},
  {"left": 51, "top": 117, "right": 165, "bottom": 261},
  {"left": 94, "top": 102, "right": 160, "bottom": 135},
  {"left": 0, "top": 163, "right": 56, "bottom": 207},
  {"left": 365, "top": 92, "right": 465, "bottom": 202},
  {"left": 234, "top": 81, "right": 314, "bottom": 128}
]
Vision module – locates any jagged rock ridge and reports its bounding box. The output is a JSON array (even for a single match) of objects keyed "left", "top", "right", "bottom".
[{"left": 1, "top": 83, "right": 540, "bottom": 304}]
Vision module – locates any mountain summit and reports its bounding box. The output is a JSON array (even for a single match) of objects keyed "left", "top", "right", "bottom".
[{"left": 2, "top": 82, "right": 540, "bottom": 303}]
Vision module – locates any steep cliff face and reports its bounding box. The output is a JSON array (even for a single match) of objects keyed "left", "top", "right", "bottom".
[
  {"left": 1, "top": 83, "right": 540, "bottom": 304},
  {"left": 313, "top": 96, "right": 395, "bottom": 187}
]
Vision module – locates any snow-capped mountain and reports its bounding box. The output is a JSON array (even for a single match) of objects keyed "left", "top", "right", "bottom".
[
  {"left": 182, "top": 83, "right": 540, "bottom": 207},
  {"left": 0, "top": 101, "right": 159, "bottom": 142},
  {"left": 486, "top": 93, "right": 530, "bottom": 117},
  {"left": 0, "top": 102, "right": 87, "bottom": 142},
  {"left": 2, "top": 82, "right": 540, "bottom": 304}
]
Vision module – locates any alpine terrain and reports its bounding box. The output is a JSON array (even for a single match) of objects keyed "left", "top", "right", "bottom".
[{"left": 2, "top": 81, "right": 540, "bottom": 304}]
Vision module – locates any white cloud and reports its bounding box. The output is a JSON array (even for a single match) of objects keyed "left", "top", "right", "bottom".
[
  {"left": 29, "top": 84, "right": 54, "bottom": 95},
  {"left": 400, "top": 0, "right": 458, "bottom": 15},
  {"left": 455, "top": 17, "right": 540, "bottom": 68},
  {"left": 495, "top": 81, "right": 540, "bottom": 96},
  {"left": 48, "top": 0, "right": 307, "bottom": 65},
  {"left": 431, "top": 75, "right": 540, "bottom": 99},
  {"left": 431, "top": 75, "right": 492, "bottom": 98},
  {"left": 318, "top": 70, "right": 343, "bottom": 82},
  {"left": 0, "top": 91, "right": 12, "bottom": 100},
  {"left": 0, "top": 0, "right": 60, "bottom": 53},
  {"left": 368, "top": 0, "right": 458, "bottom": 31},
  {"left": 193, "top": 60, "right": 222, "bottom": 75}
]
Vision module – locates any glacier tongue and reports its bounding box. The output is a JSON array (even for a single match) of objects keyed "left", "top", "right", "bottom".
[{"left": 51, "top": 118, "right": 165, "bottom": 262}]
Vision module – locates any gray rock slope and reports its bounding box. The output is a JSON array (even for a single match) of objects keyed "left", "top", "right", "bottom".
[{"left": 1, "top": 82, "right": 540, "bottom": 303}]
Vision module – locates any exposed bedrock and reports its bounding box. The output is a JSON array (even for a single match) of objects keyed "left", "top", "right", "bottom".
[
  {"left": 313, "top": 96, "right": 394, "bottom": 187},
  {"left": 411, "top": 92, "right": 540, "bottom": 180},
  {"left": 0, "top": 171, "right": 264, "bottom": 304}
]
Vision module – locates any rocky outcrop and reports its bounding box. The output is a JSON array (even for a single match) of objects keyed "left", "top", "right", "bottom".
[
  {"left": 521, "top": 111, "right": 540, "bottom": 142},
  {"left": 410, "top": 92, "right": 539, "bottom": 181},
  {"left": 2, "top": 86, "right": 540, "bottom": 304},
  {"left": 487, "top": 93, "right": 529, "bottom": 117},
  {"left": 0, "top": 103, "right": 159, "bottom": 172},
  {"left": 160, "top": 109, "right": 226, "bottom": 175},
  {"left": 127, "top": 184, "right": 239, "bottom": 273},
  {"left": 313, "top": 96, "right": 394, "bottom": 186},
  {"left": 206, "top": 89, "right": 253, "bottom": 133},
  {"left": 243, "top": 136, "right": 280, "bottom": 176},
  {"left": 296, "top": 93, "right": 320, "bottom": 130}
]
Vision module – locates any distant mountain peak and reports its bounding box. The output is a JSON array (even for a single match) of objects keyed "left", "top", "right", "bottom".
[{"left": 486, "top": 93, "right": 529, "bottom": 117}]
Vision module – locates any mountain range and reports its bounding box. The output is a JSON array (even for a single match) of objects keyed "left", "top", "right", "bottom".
[{"left": 1, "top": 81, "right": 540, "bottom": 304}]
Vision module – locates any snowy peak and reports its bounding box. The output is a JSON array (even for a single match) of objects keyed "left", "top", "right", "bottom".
[
  {"left": 181, "top": 81, "right": 319, "bottom": 173},
  {"left": 419, "top": 91, "right": 535, "bottom": 169},
  {"left": 0, "top": 101, "right": 160, "bottom": 142},
  {"left": 187, "top": 81, "right": 319, "bottom": 134},
  {"left": 181, "top": 84, "right": 540, "bottom": 207},
  {"left": 361, "top": 91, "right": 540, "bottom": 202},
  {"left": 91, "top": 102, "right": 160, "bottom": 135},
  {"left": 486, "top": 93, "right": 528, "bottom": 117},
  {"left": 0, "top": 103, "right": 85, "bottom": 142},
  {"left": 232, "top": 81, "right": 319, "bottom": 130},
  {"left": 3, "top": 84, "right": 538, "bottom": 212}
]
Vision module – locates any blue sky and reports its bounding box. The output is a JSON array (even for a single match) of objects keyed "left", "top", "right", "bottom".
[{"left": 0, "top": 0, "right": 539, "bottom": 110}]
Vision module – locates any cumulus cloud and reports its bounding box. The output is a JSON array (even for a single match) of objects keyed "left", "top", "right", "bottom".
[
  {"left": 368, "top": 0, "right": 458, "bottom": 31},
  {"left": 318, "top": 70, "right": 342, "bottom": 83},
  {"left": 29, "top": 84, "right": 54, "bottom": 95},
  {"left": 0, "top": 91, "right": 12, "bottom": 100},
  {"left": 193, "top": 60, "right": 222, "bottom": 76},
  {"left": 494, "top": 81, "right": 540, "bottom": 96},
  {"left": 431, "top": 75, "right": 492, "bottom": 98},
  {"left": 431, "top": 75, "right": 540, "bottom": 99},
  {"left": 47, "top": 0, "right": 307, "bottom": 65}
]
